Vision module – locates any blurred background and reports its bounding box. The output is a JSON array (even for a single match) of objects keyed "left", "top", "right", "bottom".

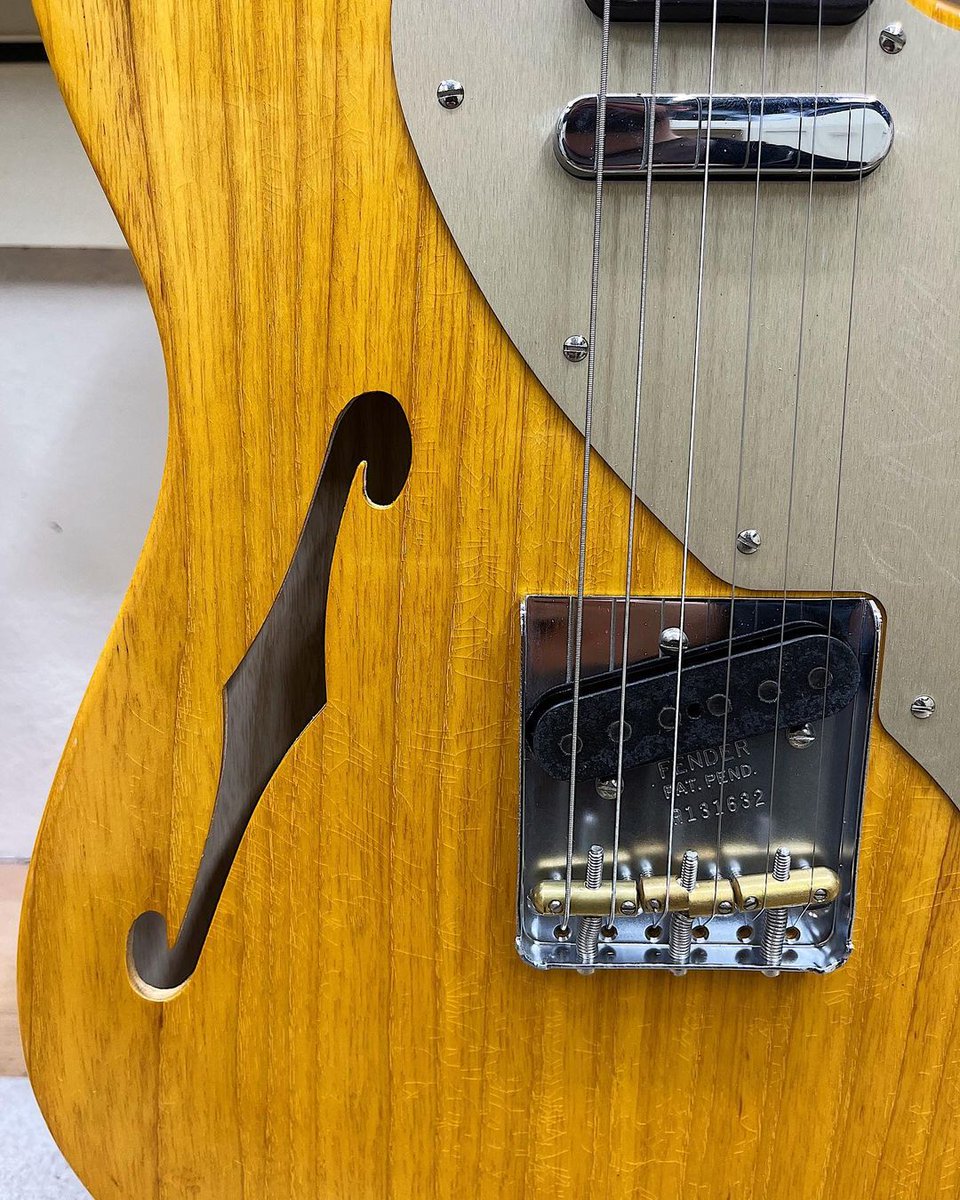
[{"left": 1, "top": 3, "right": 166, "bottom": 1193}]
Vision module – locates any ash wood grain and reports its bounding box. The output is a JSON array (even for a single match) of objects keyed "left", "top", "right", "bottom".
[
  {"left": 1, "top": 863, "right": 27, "bottom": 1076},
  {"left": 18, "top": 1, "right": 960, "bottom": 1197}
]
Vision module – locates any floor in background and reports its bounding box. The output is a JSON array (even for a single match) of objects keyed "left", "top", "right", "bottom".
[{"left": 0, "top": 1078, "right": 90, "bottom": 1198}]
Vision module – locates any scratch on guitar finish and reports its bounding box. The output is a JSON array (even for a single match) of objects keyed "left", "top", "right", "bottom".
[{"left": 128, "top": 391, "right": 412, "bottom": 996}]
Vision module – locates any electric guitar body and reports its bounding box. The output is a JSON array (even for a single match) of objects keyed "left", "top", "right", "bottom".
[{"left": 19, "top": 0, "right": 960, "bottom": 1197}]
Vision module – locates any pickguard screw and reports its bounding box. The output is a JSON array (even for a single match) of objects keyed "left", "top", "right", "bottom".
[
  {"left": 563, "top": 334, "right": 589, "bottom": 362},
  {"left": 879, "top": 22, "right": 906, "bottom": 53},
  {"left": 787, "top": 724, "right": 816, "bottom": 750},
  {"left": 596, "top": 778, "right": 619, "bottom": 800},
  {"left": 911, "top": 695, "right": 936, "bottom": 719},
  {"left": 669, "top": 850, "right": 699, "bottom": 973},
  {"left": 660, "top": 626, "right": 689, "bottom": 655},
  {"left": 577, "top": 845, "right": 605, "bottom": 974},
  {"left": 736, "top": 528, "right": 762, "bottom": 555},
  {"left": 437, "top": 79, "right": 465, "bottom": 108}
]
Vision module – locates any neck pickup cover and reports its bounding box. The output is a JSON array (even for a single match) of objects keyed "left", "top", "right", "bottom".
[{"left": 556, "top": 95, "right": 894, "bottom": 180}]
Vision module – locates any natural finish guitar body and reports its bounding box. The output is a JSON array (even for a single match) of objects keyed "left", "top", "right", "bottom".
[{"left": 19, "top": 1, "right": 960, "bottom": 1197}]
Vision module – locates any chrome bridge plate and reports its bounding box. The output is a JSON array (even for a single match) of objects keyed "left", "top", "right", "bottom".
[{"left": 517, "top": 596, "right": 881, "bottom": 972}]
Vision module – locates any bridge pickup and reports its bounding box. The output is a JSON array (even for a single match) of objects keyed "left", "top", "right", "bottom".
[
  {"left": 526, "top": 621, "right": 860, "bottom": 781},
  {"left": 555, "top": 94, "right": 894, "bottom": 180},
  {"left": 585, "top": 0, "right": 870, "bottom": 23}
]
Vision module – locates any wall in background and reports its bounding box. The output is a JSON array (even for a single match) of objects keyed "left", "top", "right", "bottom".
[{"left": 0, "top": 248, "right": 167, "bottom": 859}]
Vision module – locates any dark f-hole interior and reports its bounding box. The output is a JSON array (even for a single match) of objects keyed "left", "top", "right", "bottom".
[{"left": 127, "top": 391, "right": 412, "bottom": 999}]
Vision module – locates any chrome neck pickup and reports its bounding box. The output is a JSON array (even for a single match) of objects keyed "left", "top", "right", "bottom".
[{"left": 555, "top": 95, "right": 894, "bottom": 180}]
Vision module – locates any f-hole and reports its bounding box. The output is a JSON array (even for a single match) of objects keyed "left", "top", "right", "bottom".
[{"left": 127, "top": 391, "right": 412, "bottom": 999}]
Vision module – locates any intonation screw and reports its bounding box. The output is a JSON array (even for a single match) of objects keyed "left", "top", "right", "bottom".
[
  {"left": 761, "top": 847, "right": 792, "bottom": 976},
  {"left": 563, "top": 334, "right": 589, "bottom": 362},
  {"left": 736, "top": 529, "right": 762, "bottom": 555},
  {"left": 577, "top": 845, "right": 605, "bottom": 975},
  {"left": 436, "top": 79, "right": 465, "bottom": 109},
  {"left": 669, "top": 850, "right": 699, "bottom": 974},
  {"left": 879, "top": 22, "right": 906, "bottom": 53}
]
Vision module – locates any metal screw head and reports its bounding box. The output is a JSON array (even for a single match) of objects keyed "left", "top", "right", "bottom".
[
  {"left": 743, "top": 895, "right": 759, "bottom": 911},
  {"left": 813, "top": 888, "right": 829, "bottom": 903},
  {"left": 736, "top": 528, "right": 762, "bottom": 555},
  {"left": 879, "top": 22, "right": 906, "bottom": 53},
  {"left": 548, "top": 898, "right": 563, "bottom": 914},
  {"left": 717, "top": 900, "right": 734, "bottom": 915},
  {"left": 437, "top": 79, "right": 465, "bottom": 108},
  {"left": 595, "top": 778, "right": 619, "bottom": 800},
  {"left": 648, "top": 898, "right": 662, "bottom": 913},
  {"left": 911, "top": 695, "right": 936, "bottom": 719},
  {"left": 787, "top": 723, "right": 816, "bottom": 750},
  {"left": 659, "top": 626, "right": 689, "bottom": 655},
  {"left": 620, "top": 900, "right": 638, "bottom": 916},
  {"left": 563, "top": 334, "right": 589, "bottom": 362}
]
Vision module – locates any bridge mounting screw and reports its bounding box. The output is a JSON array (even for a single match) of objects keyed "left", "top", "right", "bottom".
[
  {"left": 787, "top": 724, "right": 816, "bottom": 750},
  {"left": 669, "top": 850, "right": 699, "bottom": 974},
  {"left": 761, "top": 848, "right": 792, "bottom": 977},
  {"left": 736, "top": 528, "right": 762, "bottom": 555},
  {"left": 563, "top": 334, "right": 589, "bottom": 362},
  {"left": 879, "top": 22, "right": 906, "bottom": 53},
  {"left": 660, "top": 626, "right": 689, "bottom": 655},
  {"left": 576, "top": 845, "right": 605, "bottom": 974},
  {"left": 911, "top": 695, "right": 936, "bottom": 719},
  {"left": 437, "top": 79, "right": 465, "bottom": 109}
]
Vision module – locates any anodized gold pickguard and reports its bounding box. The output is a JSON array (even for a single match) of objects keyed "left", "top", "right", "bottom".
[{"left": 18, "top": 1, "right": 960, "bottom": 1197}]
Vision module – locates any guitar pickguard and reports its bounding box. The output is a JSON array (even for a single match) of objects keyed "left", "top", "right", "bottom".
[{"left": 392, "top": 0, "right": 960, "bottom": 809}]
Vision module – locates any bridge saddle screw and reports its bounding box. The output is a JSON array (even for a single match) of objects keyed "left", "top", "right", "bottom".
[
  {"left": 669, "top": 850, "right": 699, "bottom": 975},
  {"left": 563, "top": 334, "right": 589, "bottom": 362},
  {"left": 736, "top": 528, "right": 762, "bottom": 555},
  {"left": 437, "top": 79, "right": 465, "bottom": 108},
  {"left": 911, "top": 695, "right": 936, "bottom": 719},
  {"left": 761, "top": 848, "right": 792, "bottom": 977},
  {"left": 879, "top": 22, "right": 906, "bottom": 53},
  {"left": 576, "top": 845, "right": 605, "bottom": 974}
]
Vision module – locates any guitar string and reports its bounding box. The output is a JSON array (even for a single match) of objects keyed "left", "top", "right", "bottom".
[
  {"left": 798, "top": 0, "right": 873, "bottom": 923},
  {"left": 761, "top": 0, "right": 825, "bottom": 912},
  {"left": 607, "top": 0, "right": 664, "bottom": 931},
  {"left": 663, "top": 0, "right": 722, "bottom": 932},
  {"left": 561, "top": 0, "right": 614, "bottom": 931},
  {"left": 704, "top": 0, "right": 772, "bottom": 926}
]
